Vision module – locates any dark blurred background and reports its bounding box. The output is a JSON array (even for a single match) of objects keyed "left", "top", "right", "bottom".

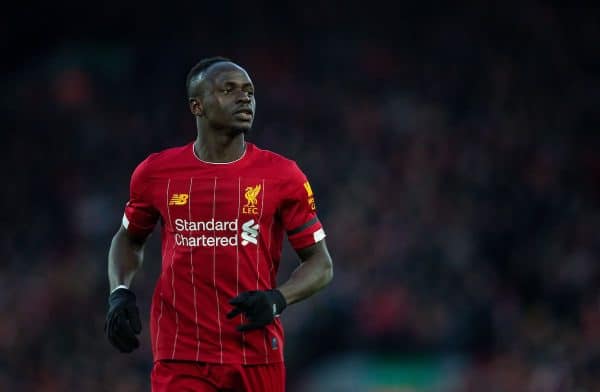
[{"left": 2, "top": 2, "right": 600, "bottom": 391}]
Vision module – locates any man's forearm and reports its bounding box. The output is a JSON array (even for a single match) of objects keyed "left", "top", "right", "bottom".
[
  {"left": 108, "top": 226, "right": 145, "bottom": 291},
  {"left": 277, "top": 242, "right": 333, "bottom": 305}
]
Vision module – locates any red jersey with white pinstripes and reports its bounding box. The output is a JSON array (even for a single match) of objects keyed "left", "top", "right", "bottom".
[{"left": 122, "top": 142, "right": 325, "bottom": 365}]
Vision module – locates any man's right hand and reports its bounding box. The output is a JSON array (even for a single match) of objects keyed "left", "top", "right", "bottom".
[{"left": 105, "top": 287, "right": 142, "bottom": 353}]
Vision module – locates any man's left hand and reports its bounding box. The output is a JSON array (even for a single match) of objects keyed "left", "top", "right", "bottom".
[{"left": 227, "top": 290, "right": 287, "bottom": 331}]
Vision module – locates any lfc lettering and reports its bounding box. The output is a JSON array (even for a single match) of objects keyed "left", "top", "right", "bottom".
[{"left": 242, "top": 184, "right": 261, "bottom": 215}]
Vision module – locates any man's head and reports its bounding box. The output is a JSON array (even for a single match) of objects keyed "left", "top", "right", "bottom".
[{"left": 187, "top": 57, "right": 255, "bottom": 134}]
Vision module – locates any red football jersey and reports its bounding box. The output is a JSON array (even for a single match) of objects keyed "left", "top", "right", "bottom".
[{"left": 122, "top": 142, "right": 325, "bottom": 365}]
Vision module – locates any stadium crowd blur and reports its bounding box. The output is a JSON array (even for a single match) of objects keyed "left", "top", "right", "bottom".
[{"left": 2, "top": 3, "right": 599, "bottom": 391}]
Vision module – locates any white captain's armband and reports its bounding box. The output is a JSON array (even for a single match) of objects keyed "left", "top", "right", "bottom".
[
  {"left": 122, "top": 214, "right": 130, "bottom": 229},
  {"left": 313, "top": 228, "right": 326, "bottom": 243}
]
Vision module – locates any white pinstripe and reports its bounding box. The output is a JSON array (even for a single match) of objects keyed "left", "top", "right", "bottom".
[
  {"left": 236, "top": 177, "right": 247, "bottom": 364},
  {"left": 188, "top": 177, "right": 201, "bottom": 361},
  {"left": 236, "top": 177, "right": 241, "bottom": 297},
  {"left": 265, "top": 216, "right": 275, "bottom": 364},
  {"left": 211, "top": 177, "right": 224, "bottom": 364},
  {"left": 155, "top": 178, "right": 172, "bottom": 354},
  {"left": 255, "top": 179, "right": 266, "bottom": 290},
  {"left": 255, "top": 179, "right": 269, "bottom": 361},
  {"left": 155, "top": 224, "right": 169, "bottom": 354},
  {"left": 155, "top": 300, "right": 164, "bottom": 354},
  {"left": 267, "top": 218, "right": 274, "bottom": 273},
  {"left": 167, "top": 179, "right": 179, "bottom": 359}
]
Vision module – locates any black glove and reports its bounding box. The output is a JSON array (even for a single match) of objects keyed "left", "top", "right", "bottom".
[
  {"left": 227, "top": 290, "right": 287, "bottom": 332},
  {"left": 105, "top": 287, "right": 142, "bottom": 353}
]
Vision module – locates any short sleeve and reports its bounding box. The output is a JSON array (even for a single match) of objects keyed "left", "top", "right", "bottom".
[
  {"left": 122, "top": 157, "right": 159, "bottom": 239},
  {"left": 280, "top": 162, "right": 326, "bottom": 250}
]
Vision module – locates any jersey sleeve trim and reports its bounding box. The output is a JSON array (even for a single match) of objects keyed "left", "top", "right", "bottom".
[
  {"left": 286, "top": 216, "right": 319, "bottom": 236},
  {"left": 287, "top": 217, "right": 325, "bottom": 250}
]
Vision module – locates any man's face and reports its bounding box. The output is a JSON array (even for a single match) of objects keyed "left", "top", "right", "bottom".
[{"left": 191, "top": 63, "right": 256, "bottom": 133}]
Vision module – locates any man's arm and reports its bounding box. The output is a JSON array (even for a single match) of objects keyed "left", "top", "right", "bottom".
[
  {"left": 227, "top": 239, "right": 333, "bottom": 331},
  {"left": 108, "top": 226, "right": 147, "bottom": 291},
  {"left": 105, "top": 226, "right": 147, "bottom": 353},
  {"left": 277, "top": 239, "right": 333, "bottom": 305}
]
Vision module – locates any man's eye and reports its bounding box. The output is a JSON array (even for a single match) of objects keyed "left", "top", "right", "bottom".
[{"left": 223, "top": 88, "right": 232, "bottom": 94}]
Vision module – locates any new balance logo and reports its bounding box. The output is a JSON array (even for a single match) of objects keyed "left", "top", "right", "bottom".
[
  {"left": 241, "top": 219, "right": 259, "bottom": 246},
  {"left": 169, "top": 193, "right": 189, "bottom": 206}
]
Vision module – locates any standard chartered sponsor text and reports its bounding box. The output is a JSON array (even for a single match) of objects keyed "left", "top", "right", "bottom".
[
  {"left": 175, "top": 218, "right": 238, "bottom": 232},
  {"left": 174, "top": 218, "right": 258, "bottom": 247}
]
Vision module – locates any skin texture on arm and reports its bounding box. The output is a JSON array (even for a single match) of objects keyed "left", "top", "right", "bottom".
[
  {"left": 108, "top": 226, "right": 147, "bottom": 291},
  {"left": 277, "top": 239, "right": 333, "bottom": 306}
]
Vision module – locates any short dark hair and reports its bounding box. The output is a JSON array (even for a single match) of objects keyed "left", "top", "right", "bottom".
[{"left": 186, "top": 56, "right": 232, "bottom": 97}]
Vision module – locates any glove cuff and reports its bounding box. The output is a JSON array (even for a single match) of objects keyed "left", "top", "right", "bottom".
[
  {"left": 269, "top": 289, "right": 287, "bottom": 315},
  {"left": 111, "top": 284, "right": 129, "bottom": 294},
  {"left": 108, "top": 287, "right": 136, "bottom": 306}
]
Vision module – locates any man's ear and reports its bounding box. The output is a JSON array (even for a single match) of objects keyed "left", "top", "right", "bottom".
[{"left": 189, "top": 97, "right": 204, "bottom": 116}]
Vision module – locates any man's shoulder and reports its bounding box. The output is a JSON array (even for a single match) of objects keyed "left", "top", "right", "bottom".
[
  {"left": 146, "top": 143, "right": 191, "bottom": 163},
  {"left": 138, "top": 143, "right": 192, "bottom": 172},
  {"left": 129, "top": 143, "right": 191, "bottom": 184},
  {"left": 249, "top": 143, "right": 298, "bottom": 173}
]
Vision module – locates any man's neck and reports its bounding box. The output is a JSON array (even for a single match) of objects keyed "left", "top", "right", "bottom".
[{"left": 194, "top": 129, "right": 246, "bottom": 163}]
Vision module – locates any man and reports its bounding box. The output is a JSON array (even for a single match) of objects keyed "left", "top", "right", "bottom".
[{"left": 105, "top": 56, "right": 333, "bottom": 392}]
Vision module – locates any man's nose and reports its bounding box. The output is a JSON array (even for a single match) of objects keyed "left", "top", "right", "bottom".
[{"left": 237, "top": 92, "right": 251, "bottom": 103}]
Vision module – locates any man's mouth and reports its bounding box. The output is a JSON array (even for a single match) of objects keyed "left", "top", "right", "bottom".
[
  {"left": 234, "top": 108, "right": 253, "bottom": 115},
  {"left": 233, "top": 109, "right": 253, "bottom": 120}
]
